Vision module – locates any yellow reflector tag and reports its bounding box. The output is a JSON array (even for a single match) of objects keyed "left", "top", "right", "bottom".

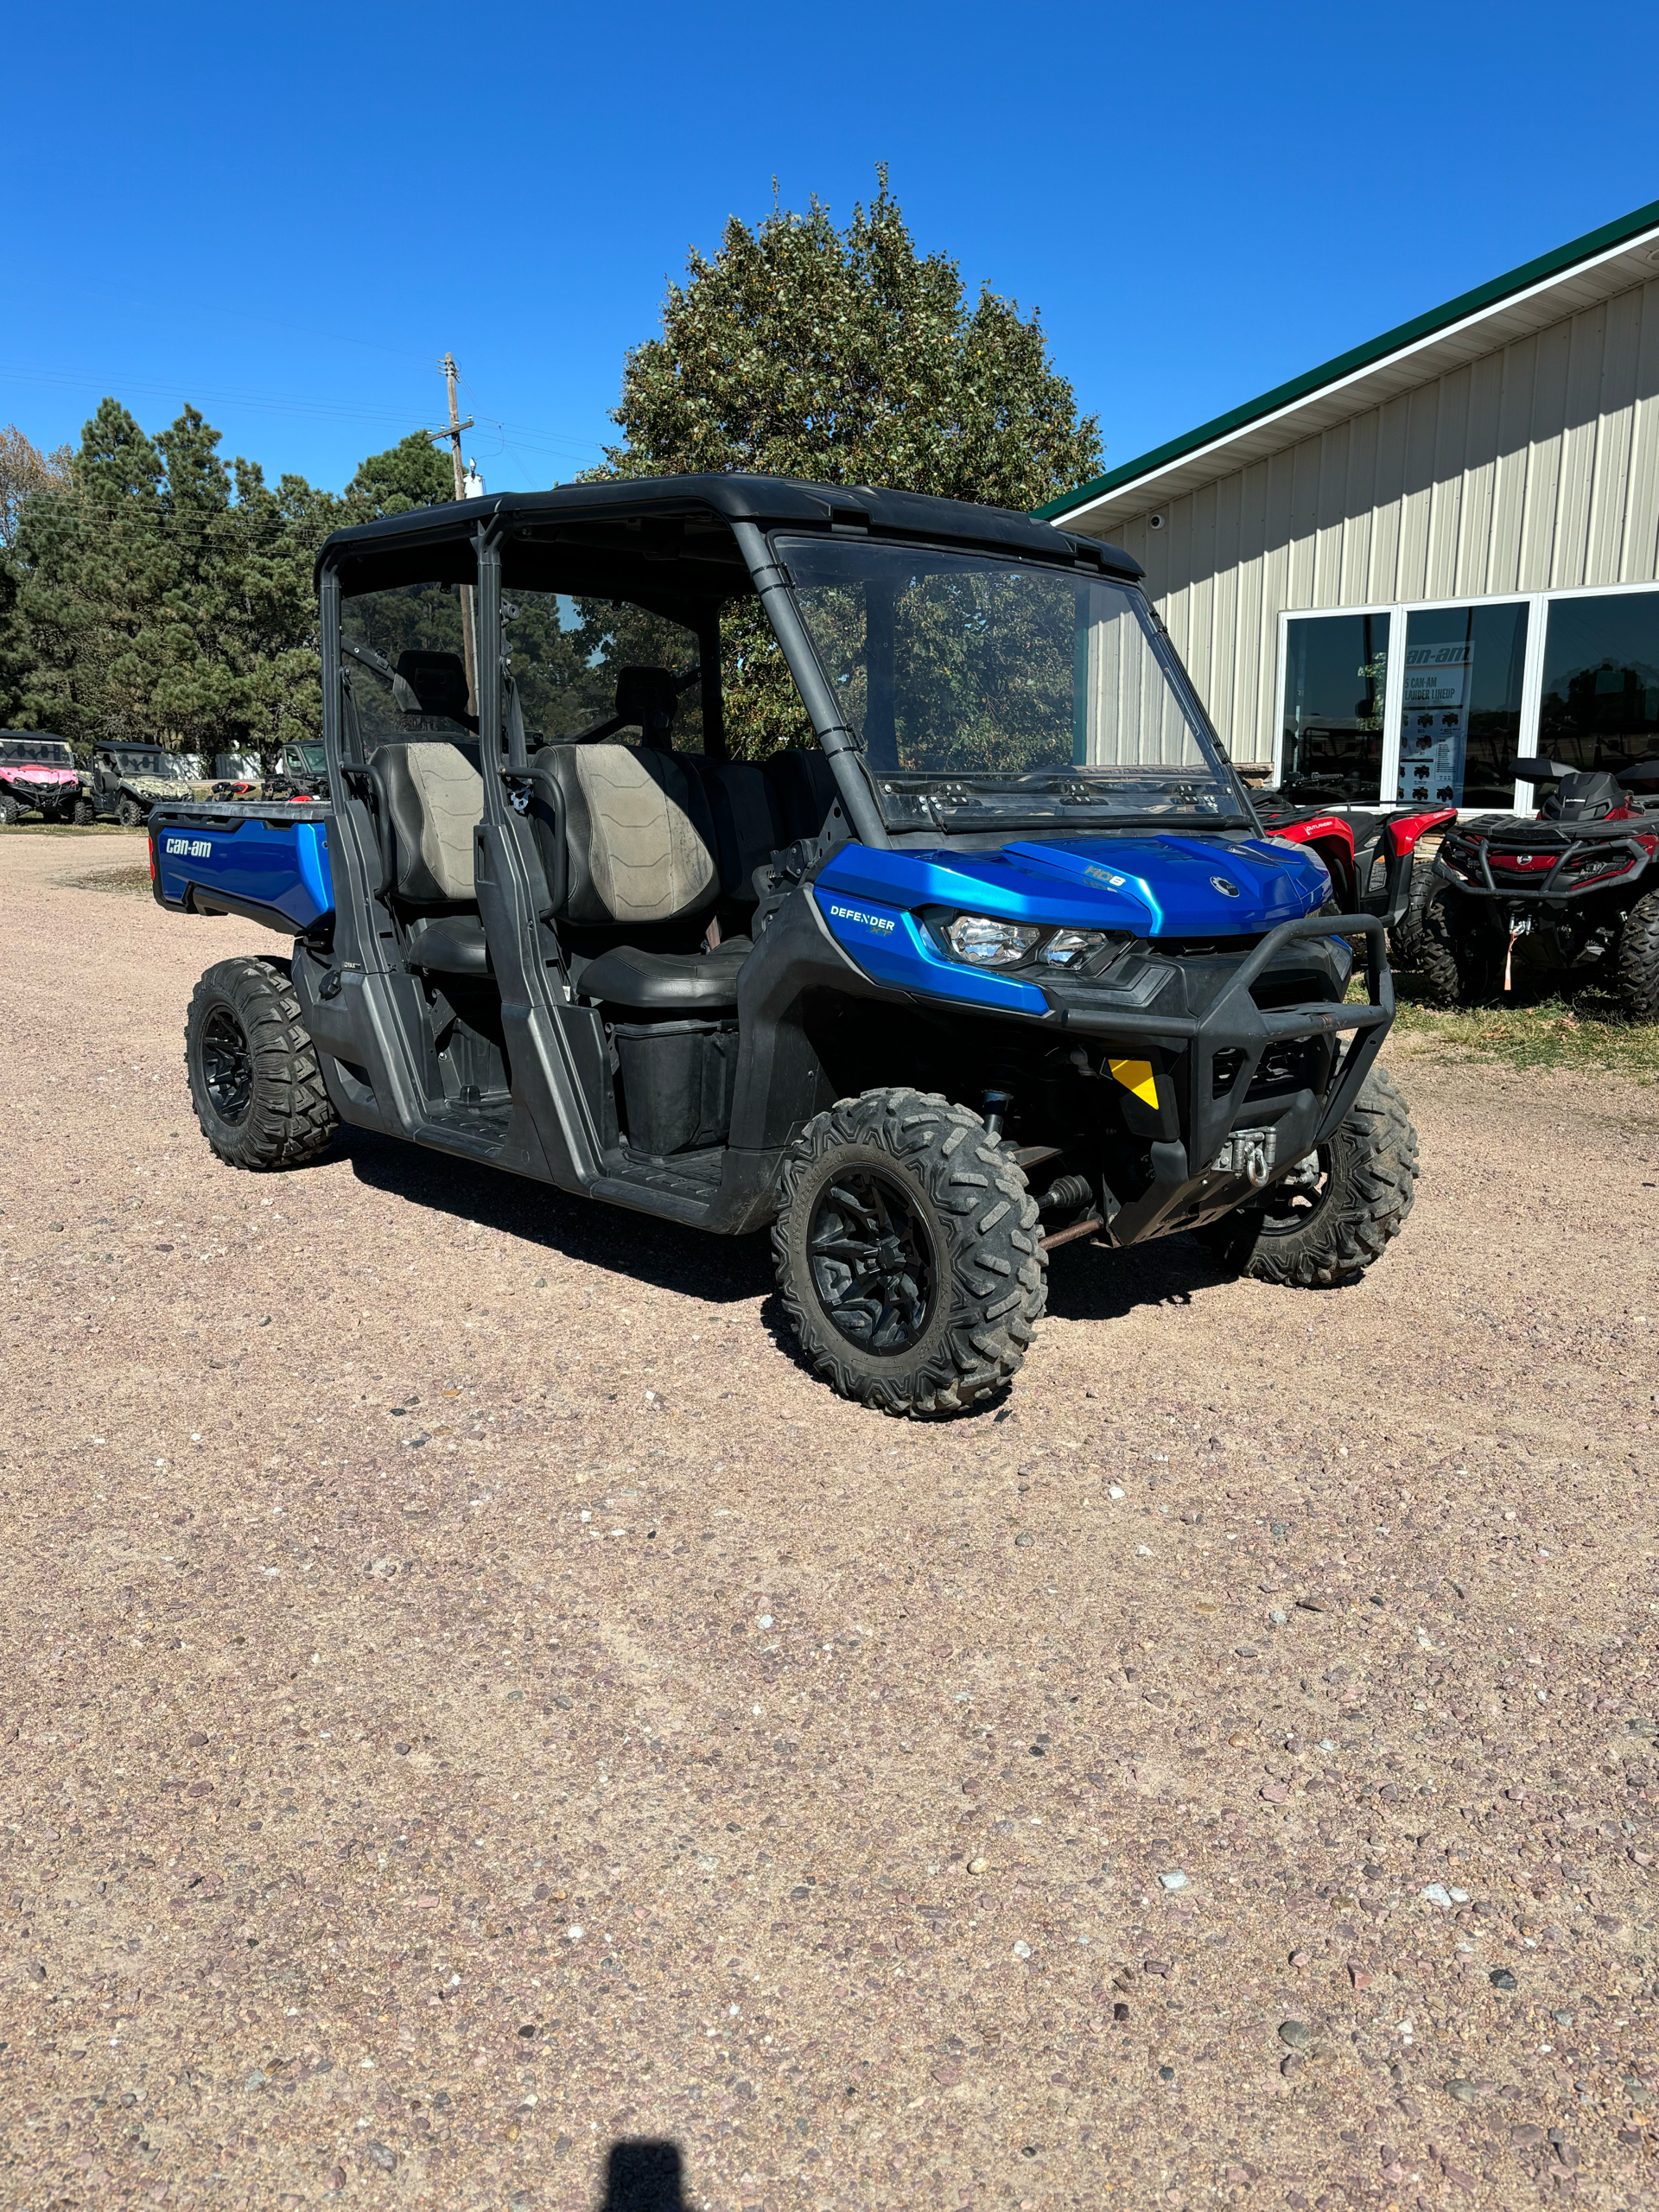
[{"left": 1109, "top": 1058, "right": 1159, "bottom": 1109}]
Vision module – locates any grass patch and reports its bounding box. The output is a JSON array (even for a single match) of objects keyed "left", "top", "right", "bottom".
[
  {"left": 57, "top": 863, "right": 154, "bottom": 896},
  {"left": 0, "top": 821, "right": 136, "bottom": 836},
  {"left": 1360, "top": 967, "right": 1659, "bottom": 1079}
]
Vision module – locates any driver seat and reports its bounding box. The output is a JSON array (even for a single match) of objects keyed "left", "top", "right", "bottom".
[{"left": 529, "top": 741, "right": 750, "bottom": 1010}]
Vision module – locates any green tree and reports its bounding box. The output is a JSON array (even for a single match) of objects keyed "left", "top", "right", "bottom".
[
  {"left": 597, "top": 173, "right": 1102, "bottom": 756},
  {"left": 343, "top": 429, "right": 454, "bottom": 521},
  {"left": 3, "top": 410, "right": 461, "bottom": 758},
  {"left": 9, "top": 399, "right": 330, "bottom": 756}
]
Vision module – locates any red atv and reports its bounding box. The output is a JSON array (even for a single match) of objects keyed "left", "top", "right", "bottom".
[
  {"left": 1251, "top": 798, "right": 1459, "bottom": 947},
  {"left": 1411, "top": 754, "right": 1659, "bottom": 1014},
  {"left": 0, "top": 732, "right": 81, "bottom": 823}
]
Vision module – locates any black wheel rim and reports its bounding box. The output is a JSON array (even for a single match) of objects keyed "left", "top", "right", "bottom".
[
  {"left": 201, "top": 1006, "right": 253, "bottom": 1123},
  {"left": 1256, "top": 1146, "right": 1332, "bottom": 1236},
  {"left": 807, "top": 1166, "right": 937, "bottom": 1356}
]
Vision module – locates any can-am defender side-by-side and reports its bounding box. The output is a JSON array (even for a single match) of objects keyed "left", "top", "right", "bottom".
[
  {"left": 0, "top": 732, "right": 81, "bottom": 823},
  {"left": 149, "top": 477, "right": 1420, "bottom": 1415},
  {"left": 1412, "top": 753, "right": 1659, "bottom": 1015},
  {"left": 84, "top": 741, "right": 195, "bottom": 827}
]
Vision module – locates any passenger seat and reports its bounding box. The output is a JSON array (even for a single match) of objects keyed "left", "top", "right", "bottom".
[
  {"left": 676, "top": 755, "right": 783, "bottom": 909},
  {"left": 764, "top": 747, "right": 842, "bottom": 844},
  {"left": 368, "top": 741, "right": 489, "bottom": 976}
]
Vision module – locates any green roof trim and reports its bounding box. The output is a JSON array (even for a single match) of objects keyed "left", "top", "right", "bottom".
[{"left": 1035, "top": 194, "right": 1659, "bottom": 522}]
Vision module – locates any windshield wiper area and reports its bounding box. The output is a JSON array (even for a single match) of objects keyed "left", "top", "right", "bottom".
[{"left": 870, "top": 772, "right": 1234, "bottom": 831}]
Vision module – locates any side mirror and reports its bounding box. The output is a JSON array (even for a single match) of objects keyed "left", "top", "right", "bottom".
[{"left": 1509, "top": 756, "right": 1569, "bottom": 782}]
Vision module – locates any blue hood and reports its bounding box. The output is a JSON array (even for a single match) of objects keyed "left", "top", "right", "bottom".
[{"left": 817, "top": 832, "right": 1326, "bottom": 936}]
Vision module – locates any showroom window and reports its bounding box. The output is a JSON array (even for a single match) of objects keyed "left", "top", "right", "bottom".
[
  {"left": 1275, "top": 582, "right": 1659, "bottom": 811},
  {"left": 1279, "top": 612, "right": 1389, "bottom": 803},
  {"left": 1539, "top": 588, "right": 1659, "bottom": 773},
  {"left": 1395, "top": 601, "right": 1529, "bottom": 810}
]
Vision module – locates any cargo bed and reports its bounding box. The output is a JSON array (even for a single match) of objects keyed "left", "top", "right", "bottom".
[{"left": 149, "top": 802, "right": 334, "bottom": 937}]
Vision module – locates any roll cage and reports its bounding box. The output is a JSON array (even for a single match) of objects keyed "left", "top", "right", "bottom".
[{"left": 315, "top": 474, "right": 1259, "bottom": 853}]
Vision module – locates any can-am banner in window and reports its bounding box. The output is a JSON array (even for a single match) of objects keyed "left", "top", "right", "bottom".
[{"left": 1396, "top": 640, "right": 1471, "bottom": 804}]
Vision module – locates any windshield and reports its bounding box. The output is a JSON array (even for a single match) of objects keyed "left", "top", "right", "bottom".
[
  {"left": 288, "top": 742, "right": 326, "bottom": 772},
  {"left": 0, "top": 738, "right": 73, "bottom": 766},
  {"left": 781, "top": 538, "right": 1241, "bottom": 830},
  {"left": 109, "top": 750, "right": 188, "bottom": 779}
]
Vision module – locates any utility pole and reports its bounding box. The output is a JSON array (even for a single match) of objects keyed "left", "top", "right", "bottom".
[{"left": 437, "top": 353, "right": 479, "bottom": 715}]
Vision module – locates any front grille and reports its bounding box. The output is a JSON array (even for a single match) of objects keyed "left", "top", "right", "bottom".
[{"left": 1212, "top": 1039, "right": 1324, "bottom": 1099}]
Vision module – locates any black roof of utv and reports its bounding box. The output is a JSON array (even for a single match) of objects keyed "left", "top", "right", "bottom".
[{"left": 316, "top": 474, "right": 1142, "bottom": 595}]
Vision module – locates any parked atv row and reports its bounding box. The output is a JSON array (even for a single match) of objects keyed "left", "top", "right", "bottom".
[{"left": 0, "top": 735, "right": 331, "bottom": 827}]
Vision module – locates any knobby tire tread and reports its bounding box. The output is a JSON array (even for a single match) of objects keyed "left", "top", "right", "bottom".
[
  {"left": 1246, "top": 1065, "right": 1419, "bottom": 1290},
  {"left": 1616, "top": 887, "right": 1659, "bottom": 1024},
  {"left": 186, "top": 955, "right": 338, "bottom": 1172},
  {"left": 772, "top": 1087, "right": 1046, "bottom": 1418}
]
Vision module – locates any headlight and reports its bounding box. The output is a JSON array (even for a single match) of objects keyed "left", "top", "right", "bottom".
[
  {"left": 943, "top": 914, "right": 1042, "bottom": 968},
  {"left": 1040, "top": 928, "right": 1111, "bottom": 967}
]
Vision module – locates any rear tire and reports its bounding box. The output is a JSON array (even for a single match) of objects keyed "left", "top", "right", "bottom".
[
  {"left": 1197, "top": 1065, "right": 1419, "bottom": 1288},
  {"left": 1616, "top": 887, "right": 1659, "bottom": 1024},
  {"left": 1410, "top": 871, "right": 1500, "bottom": 1006},
  {"left": 185, "top": 956, "right": 339, "bottom": 1171},
  {"left": 772, "top": 1087, "right": 1046, "bottom": 1416},
  {"left": 72, "top": 797, "right": 95, "bottom": 825}
]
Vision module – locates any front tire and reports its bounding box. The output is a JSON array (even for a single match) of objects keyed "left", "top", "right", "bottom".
[
  {"left": 117, "top": 796, "right": 145, "bottom": 829},
  {"left": 72, "top": 797, "right": 96, "bottom": 825},
  {"left": 1410, "top": 871, "right": 1500, "bottom": 1006},
  {"left": 0, "top": 795, "right": 19, "bottom": 826},
  {"left": 185, "top": 957, "right": 339, "bottom": 1171},
  {"left": 1197, "top": 1065, "right": 1419, "bottom": 1288},
  {"left": 772, "top": 1088, "right": 1046, "bottom": 1416},
  {"left": 1616, "top": 887, "right": 1659, "bottom": 1024}
]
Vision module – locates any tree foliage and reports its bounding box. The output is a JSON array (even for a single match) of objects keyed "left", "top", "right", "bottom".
[
  {"left": 599, "top": 174, "right": 1103, "bottom": 757},
  {"left": 604, "top": 172, "right": 1100, "bottom": 508},
  {"left": 0, "top": 424, "right": 72, "bottom": 548},
  {"left": 1, "top": 404, "right": 457, "bottom": 756}
]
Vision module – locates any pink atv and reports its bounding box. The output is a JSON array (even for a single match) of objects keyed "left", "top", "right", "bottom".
[{"left": 0, "top": 733, "right": 81, "bottom": 823}]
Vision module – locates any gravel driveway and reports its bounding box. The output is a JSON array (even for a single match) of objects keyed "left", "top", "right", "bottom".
[{"left": 3, "top": 831, "right": 1657, "bottom": 2210}]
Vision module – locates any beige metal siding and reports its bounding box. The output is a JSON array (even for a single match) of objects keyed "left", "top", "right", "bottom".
[{"left": 1114, "top": 276, "right": 1659, "bottom": 760}]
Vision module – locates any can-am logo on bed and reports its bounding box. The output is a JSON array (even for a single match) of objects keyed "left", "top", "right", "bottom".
[{"left": 166, "top": 836, "right": 214, "bottom": 858}]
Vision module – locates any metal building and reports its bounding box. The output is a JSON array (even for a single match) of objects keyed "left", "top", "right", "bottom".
[{"left": 1039, "top": 198, "right": 1659, "bottom": 815}]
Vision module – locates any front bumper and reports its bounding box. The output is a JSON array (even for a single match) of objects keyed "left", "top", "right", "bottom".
[
  {"left": 1049, "top": 912, "right": 1394, "bottom": 1247},
  {"left": 1433, "top": 839, "right": 1653, "bottom": 903}
]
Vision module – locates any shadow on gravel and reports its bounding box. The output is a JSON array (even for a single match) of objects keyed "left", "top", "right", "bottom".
[
  {"left": 340, "top": 1128, "right": 773, "bottom": 1306},
  {"left": 598, "top": 2140, "right": 688, "bottom": 2211},
  {"left": 1041, "top": 1230, "right": 1233, "bottom": 1322}
]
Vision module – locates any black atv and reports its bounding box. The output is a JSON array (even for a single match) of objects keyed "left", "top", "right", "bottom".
[{"left": 1411, "top": 754, "right": 1659, "bottom": 1015}]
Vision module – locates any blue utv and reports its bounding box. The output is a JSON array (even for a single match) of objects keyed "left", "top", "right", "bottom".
[{"left": 148, "top": 478, "right": 1418, "bottom": 1415}]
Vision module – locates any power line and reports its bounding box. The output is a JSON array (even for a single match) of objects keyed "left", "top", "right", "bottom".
[{"left": 0, "top": 362, "right": 605, "bottom": 464}]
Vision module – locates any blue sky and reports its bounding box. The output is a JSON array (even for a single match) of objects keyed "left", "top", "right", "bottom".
[{"left": 8, "top": 0, "right": 1659, "bottom": 500}]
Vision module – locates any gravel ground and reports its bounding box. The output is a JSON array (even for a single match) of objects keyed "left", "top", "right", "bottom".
[{"left": 3, "top": 830, "right": 1658, "bottom": 2212}]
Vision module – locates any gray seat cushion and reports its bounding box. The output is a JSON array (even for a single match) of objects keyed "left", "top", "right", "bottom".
[
  {"left": 578, "top": 938, "right": 751, "bottom": 1012},
  {"left": 406, "top": 915, "right": 490, "bottom": 976},
  {"left": 372, "top": 741, "right": 484, "bottom": 902},
  {"left": 538, "top": 744, "right": 718, "bottom": 926}
]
